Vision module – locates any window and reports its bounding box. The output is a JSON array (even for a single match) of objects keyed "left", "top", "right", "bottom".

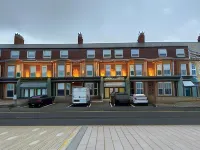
[
  {"left": 66, "top": 64, "right": 71, "bottom": 76},
  {"left": 43, "top": 50, "right": 51, "bottom": 58},
  {"left": 58, "top": 65, "right": 65, "bottom": 77},
  {"left": 157, "top": 64, "right": 162, "bottom": 76},
  {"left": 131, "top": 49, "right": 139, "bottom": 57},
  {"left": 181, "top": 64, "right": 187, "bottom": 76},
  {"left": 30, "top": 89, "right": 34, "bottom": 97},
  {"left": 191, "top": 63, "right": 196, "bottom": 76},
  {"left": 27, "top": 51, "right": 35, "bottom": 58},
  {"left": 136, "top": 82, "right": 143, "bottom": 94},
  {"left": 0, "top": 49, "right": 1, "bottom": 56},
  {"left": 85, "top": 83, "right": 98, "bottom": 95},
  {"left": 60, "top": 50, "right": 68, "bottom": 58},
  {"left": 163, "top": 64, "right": 171, "bottom": 76},
  {"left": 42, "top": 66, "right": 47, "bottom": 77},
  {"left": 86, "top": 65, "right": 93, "bottom": 76},
  {"left": 42, "top": 89, "right": 47, "bottom": 95},
  {"left": 105, "top": 65, "right": 111, "bottom": 76},
  {"left": 176, "top": 49, "right": 185, "bottom": 57},
  {"left": 115, "top": 49, "right": 123, "bottom": 58},
  {"left": 66, "top": 83, "right": 71, "bottom": 95},
  {"left": 37, "top": 89, "right": 41, "bottom": 95},
  {"left": 11, "top": 51, "right": 19, "bottom": 59},
  {"left": 7, "top": 66, "right": 15, "bottom": 77},
  {"left": 135, "top": 64, "right": 142, "bottom": 76},
  {"left": 103, "top": 50, "right": 111, "bottom": 58},
  {"left": 25, "top": 89, "right": 29, "bottom": 97},
  {"left": 116, "top": 65, "right": 122, "bottom": 76},
  {"left": 129, "top": 65, "right": 134, "bottom": 76},
  {"left": 57, "top": 83, "right": 64, "bottom": 96},
  {"left": 158, "top": 49, "right": 167, "bottom": 57},
  {"left": 158, "top": 82, "right": 172, "bottom": 96},
  {"left": 7, "top": 84, "right": 14, "bottom": 98},
  {"left": 30, "top": 66, "right": 36, "bottom": 77},
  {"left": 87, "top": 50, "right": 95, "bottom": 58}
]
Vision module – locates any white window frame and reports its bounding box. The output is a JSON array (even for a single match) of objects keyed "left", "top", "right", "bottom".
[
  {"left": 86, "top": 65, "right": 93, "bottom": 77},
  {"left": 136, "top": 82, "right": 143, "bottom": 94},
  {"left": 105, "top": 65, "right": 111, "bottom": 76},
  {"left": 158, "top": 82, "right": 172, "bottom": 96},
  {"left": 58, "top": 65, "right": 65, "bottom": 77},
  {"left": 7, "top": 66, "right": 15, "bottom": 77},
  {"left": 191, "top": 63, "right": 196, "bottom": 76},
  {"left": 30, "top": 66, "right": 36, "bottom": 77},
  {"left": 57, "top": 83, "right": 65, "bottom": 96},
  {"left": 115, "top": 49, "right": 123, "bottom": 58},
  {"left": 131, "top": 49, "right": 139, "bottom": 57},
  {"left": 87, "top": 50, "right": 95, "bottom": 58},
  {"left": 103, "top": 50, "right": 111, "bottom": 58},
  {"left": 164, "top": 82, "right": 172, "bottom": 95},
  {"left": 115, "top": 65, "right": 122, "bottom": 76},
  {"left": 158, "top": 49, "right": 167, "bottom": 57},
  {"left": 176, "top": 49, "right": 185, "bottom": 57},
  {"left": 11, "top": 51, "right": 19, "bottom": 59},
  {"left": 60, "top": 50, "right": 68, "bottom": 58},
  {"left": 181, "top": 64, "right": 187, "bottom": 76},
  {"left": 42, "top": 66, "right": 47, "bottom": 77},
  {"left": 66, "top": 64, "right": 71, "bottom": 76},
  {"left": 135, "top": 64, "right": 142, "bottom": 76},
  {"left": 43, "top": 50, "right": 51, "bottom": 58},
  {"left": 129, "top": 65, "right": 134, "bottom": 76},
  {"left": 6, "top": 84, "right": 14, "bottom": 98},
  {"left": 27, "top": 51, "right": 36, "bottom": 59},
  {"left": 157, "top": 64, "right": 162, "bottom": 76},
  {"left": 163, "top": 64, "right": 171, "bottom": 76},
  {"left": 158, "top": 82, "right": 164, "bottom": 95}
]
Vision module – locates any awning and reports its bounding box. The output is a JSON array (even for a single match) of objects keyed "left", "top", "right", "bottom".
[
  {"left": 20, "top": 82, "right": 47, "bottom": 88},
  {"left": 183, "top": 81, "right": 195, "bottom": 87}
]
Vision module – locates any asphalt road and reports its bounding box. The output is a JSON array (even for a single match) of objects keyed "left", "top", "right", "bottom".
[{"left": 0, "top": 111, "right": 200, "bottom": 125}]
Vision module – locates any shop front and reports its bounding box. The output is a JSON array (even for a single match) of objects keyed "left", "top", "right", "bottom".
[{"left": 103, "top": 77, "right": 126, "bottom": 99}]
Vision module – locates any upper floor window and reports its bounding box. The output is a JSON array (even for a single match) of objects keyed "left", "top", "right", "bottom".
[
  {"left": 60, "top": 50, "right": 68, "bottom": 58},
  {"left": 157, "top": 64, "right": 162, "bottom": 76},
  {"left": 116, "top": 65, "right": 122, "bottom": 76},
  {"left": 181, "top": 64, "right": 187, "bottom": 76},
  {"left": 135, "top": 64, "right": 142, "bottom": 76},
  {"left": 42, "top": 66, "right": 47, "bottom": 77},
  {"left": 86, "top": 65, "right": 93, "bottom": 77},
  {"left": 191, "top": 63, "right": 196, "bottom": 76},
  {"left": 11, "top": 51, "right": 19, "bottom": 59},
  {"left": 27, "top": 51, "right": 36, "bottom": 59},
  {"left": 129, "top": 65, "right": 134, "bottom": 76},
  {"left": 103, "top": 50, "right": 111, "bottom": 58},
  {"left": 58, "top": 65, "right": 65, "bottom": 77},
  {"left": 105, "top": 65, "right": 111, "bottom": 76},
  {"left": 176, "top": 49, "right": 185, "bottom": 57},
  {"left": 131, "top": 49, "right": 139, "bottom": 57},
  {"left": 115, "top": 49, "right": 123, "bottom": 58},
  {"left": 0, "top": 49, "right": 1, "bottom": 56},
  {"left": 7, "top": 66, "right": 15, "bottom": 77},
  {"left": 158, "top": 49, "right": 167, "bottom": 57},
  {"left": 87, "top": 50, "right": 95, "bottom": 58},
  {"left": 163, "top": 64, "right": 171, "bottom": 76},
  {"left": 30, "top": 66, "right": 36, "bottom": 77},
  {"left": 43, "top": 50, "right": 51, "bottom": 58}
]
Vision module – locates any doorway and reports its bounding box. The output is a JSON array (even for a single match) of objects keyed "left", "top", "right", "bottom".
[{"left": 104, "top": 87, "right": 125, "bottom": 99}]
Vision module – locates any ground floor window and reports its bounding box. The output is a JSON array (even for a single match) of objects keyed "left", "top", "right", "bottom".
[
  {"left": 21, "top": 88, "right": 47, "bottom": 98},
  {"left": 7, "top": 84, "right": 14, "bottom": 98},
  {"left": 158, "top": 82, "right": 172, "bottom": 96},
  {"left": 57, "top": 83, "right": 71, "bottom": 96},
  {"left": 136, "top": 82, "right": 143, "bottom": 94},
  {"left": 84, "top": 82, "right": 98, "bottom": 96}
]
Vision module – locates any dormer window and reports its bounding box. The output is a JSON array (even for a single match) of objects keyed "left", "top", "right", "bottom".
[
  {"left": 115, "top": 49, "right": 123, "bottom": 58},
  {"left": 131, "top": 49, "right": 139, "bottom": 57},
  {"left": 176, "top": 49, "right": 185, "bottom": 57},
  {"left": 158, "top": 49, "right": 167, "bottom": 57},
  {"left": 87, "top": 50, "right": 95, "bottom": 58},
  {"left": 43, "top": 50, "right": 51, "bottom": 58},
  {"left": 27, "top": 51, "right": 36, "bottom": 59}
]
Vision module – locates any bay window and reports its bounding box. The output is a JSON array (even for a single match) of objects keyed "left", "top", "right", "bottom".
[
  {"left": 135, "top": 64, "right": 142, "bottom": 76},
  {"left": 105, "top": 65, "right": 111, "bottom": 76},
  {"left": 191, "top": 63, "right": 196, "bottom": 76},
  {"left": 181, "top": 64, "right": 187, "bottom": 76},
  {"left": 157, "top": 64, "right": 162, "bottom": 76},
  {"left": 163, "top": 64, "right": 171, "bottom": 76},
  {"left": 129, "top": 65, "right": 134, "bottom": 76},
  {"left": 66, "top": 64, "right": 71, "bottom": 76},
  {"left": 30, "top": 66, "right": 36, "bottom": 77},
  {"left": 86, "top": 65, "right": 93, "bottom": 77},
  {"left": 158, "top": 82, "right": 172, "bottom": 96},
  {"left": 136, "top": 82, "right": 143, "bottom": 94},
  {"left": 116, "top": 65, "right": 122, "bottom": 76},
  {"left": 7, "top": 66, "right": 15, "bottom": 77},
  {"left": 58, "top": 65, "right": 65, "bottom": 77},
  {"left": 42, "top": 66, "right": 47, "bottom": 77}
]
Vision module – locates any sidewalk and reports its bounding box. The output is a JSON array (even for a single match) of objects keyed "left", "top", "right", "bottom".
[{"left": 0, "top": 99, "right": 28, "bottom": 108}]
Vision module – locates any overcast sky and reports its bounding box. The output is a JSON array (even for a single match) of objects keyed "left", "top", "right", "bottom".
[{"left": 0, "top": 0, "right": 199, "bottom": 44}]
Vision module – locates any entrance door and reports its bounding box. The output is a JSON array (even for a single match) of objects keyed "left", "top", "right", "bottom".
[{"left": 185, "top": 87, "right": 192, "bottom": 96}]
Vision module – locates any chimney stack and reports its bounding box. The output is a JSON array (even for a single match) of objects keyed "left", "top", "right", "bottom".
[
  {"left": 14, "top": 33, "right": 24, "bottom": 44},
  {"left": 137, "top": 31, "right": 145, "bottom": 43},
  {"left": 78, "top": 32, "right": 83, "bottom": 44},
  {"left": 198, "top": 34, "right": 200, "bottom": 42}
]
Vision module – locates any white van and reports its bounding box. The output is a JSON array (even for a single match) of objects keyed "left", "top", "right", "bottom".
[{"left": 72, "top": 87, "right": 91, "bottom": 104}]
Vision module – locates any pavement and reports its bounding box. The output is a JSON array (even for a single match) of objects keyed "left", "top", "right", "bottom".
[
  {"left": 0, "top": 99, "right": 28, "bottom": 108},
  {"left": 0, "top": 125, "right": 200, "bottom": 150}
]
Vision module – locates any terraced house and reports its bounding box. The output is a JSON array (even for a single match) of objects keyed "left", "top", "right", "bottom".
[{"left": 0, "top": 32, "right": 199, "bottom": 104}]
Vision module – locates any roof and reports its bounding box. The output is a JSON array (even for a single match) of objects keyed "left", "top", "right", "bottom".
[{"left": 0, "top": 42, "right": 193, "bottom": 49}]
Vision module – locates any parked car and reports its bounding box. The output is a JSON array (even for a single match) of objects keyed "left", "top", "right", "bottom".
[
  {"left": 28, "top": 95, "right": 54, "bottom": 108},
  {"left": 72, "top": 87, "right": 91, "bottom": 105},
  {"left": 113, "top": 92, "right": 130, "bottom": 105},
  {"left": 132, "top": 94, "right": 148, "bottom": 105}
]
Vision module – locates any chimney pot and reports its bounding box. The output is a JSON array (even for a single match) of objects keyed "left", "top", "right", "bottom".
[
  {"left": 198, "top": 34, "right": 200, "bottom": 42},
  {"left": 78, "top": 32, "right": 83, "bottom": 44},
  {"left": 14, "top": 33, "right": 24, "bottom": 44},
  {"left": 137, "top": 31, "right": 145, "bottom": 43}
]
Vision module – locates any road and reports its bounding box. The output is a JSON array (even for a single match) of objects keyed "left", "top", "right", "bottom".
[{"left": 0, "top": 111, "right": 200, "bottom": 125}]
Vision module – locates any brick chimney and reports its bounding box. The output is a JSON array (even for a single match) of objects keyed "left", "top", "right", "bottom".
[
  {"left": 14, "top": 33, "right": 24, "bottom": 44},
  {"left": 78, "top": 32, "right": 83, "bottom": 44},
  {"left": 137, "top": 31, "right": 145, "bottom": 43},
  {"left": 198, "top": 34, "right": 200, "bottom": 42}
]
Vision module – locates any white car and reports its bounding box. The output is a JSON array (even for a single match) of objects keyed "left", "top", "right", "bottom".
[{"left": 132, "top": 94, "right": 148, "bottom": 105}]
